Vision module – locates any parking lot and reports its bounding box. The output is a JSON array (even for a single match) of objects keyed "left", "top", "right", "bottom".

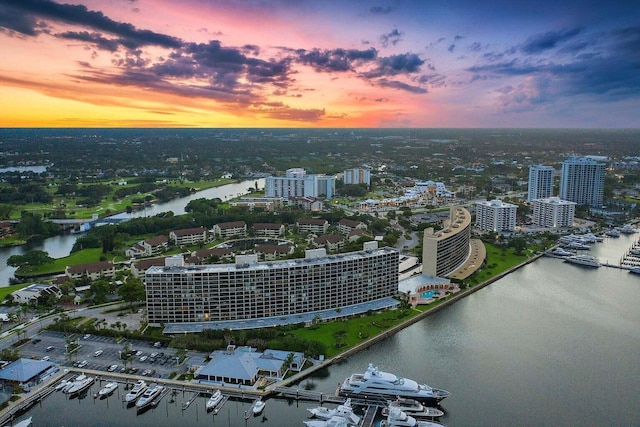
[{"left": 22, "top": 330, "right": 198, "bottom": 379}]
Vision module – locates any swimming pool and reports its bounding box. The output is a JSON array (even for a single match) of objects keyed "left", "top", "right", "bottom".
[{"left": 420, "top": 290, "right": 437, "bottom": 298}]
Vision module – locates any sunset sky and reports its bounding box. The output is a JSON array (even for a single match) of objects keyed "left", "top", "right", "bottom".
[{"left": 1, "top": 0, "right": 639, "bottom": 128}]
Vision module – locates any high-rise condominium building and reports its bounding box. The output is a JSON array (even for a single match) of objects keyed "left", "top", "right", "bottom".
[
  {"left": 475, "top": 199, "right": 517, "bottom": 232},
  {"left": 528, "top": 165, "right": 554, "bottom": 202},
  {"left": 422, "top": 206, "right": 471, "bottom": 277},
  {"left": 559, "top": 157, "right": 605, "bottom": 206},
  {"left": 343, "top": 168, "right": 371, "bottom": 185},
  {"left": 532, "top": 197, "right": 576, "bottom": 228},
  {"left": 145, "top": 246, "right": 398, "bottom": 325},
  {"left": 265, "top": 168, "right": 335, "bottom": 200}
]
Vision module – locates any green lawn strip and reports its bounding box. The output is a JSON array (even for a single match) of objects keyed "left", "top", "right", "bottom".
[
  {"left": 467, "top": 242, "right": 531, "bottom": 285},
  {"left": 0, "top": 236, "right": 27, "bottom": 247},
  {"left": 15, "top": 248, "right": 103, "bottom": 277},
  {"left": 289, "top": 308, "right": 419, "bottom": 358}
]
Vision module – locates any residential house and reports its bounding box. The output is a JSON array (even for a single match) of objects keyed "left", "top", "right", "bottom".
[
  {"left": 254, "top": 244, "right": 294, "bottom": 261},
  {"left": 193, "top": 248, "right": 234, "bottom": 263},
  {"left": 65, "top": 261, "right": 116, "bottom": 280},
  {"left": 313, "top": 234, "right": 344, "bottom": 252},
  {"left": 169, "top": 227, "right": 208, "bottom": 246},
  {"left": 348, "top": 228, "right": 368, "bottom": 242},
  {"left": 253, "top": 223, "right": 285, "bottom": 238},
  {"left": 211, "top": 221, "right": 247, "bottom": 239},
  {"left": 125, "top": 235, "right": 168, "bottom": 258},
  {"left": 337, "top": 218, "right": 367, "bottom": 235},
  {"left": 131, "top": 257, "right": 168, "bottom": 278},
  {"left": 296, "top": 218, "right": 329, "bottom": 234},
  {"left": 289, "top": 196, "right": 323, "bottom": 212}
]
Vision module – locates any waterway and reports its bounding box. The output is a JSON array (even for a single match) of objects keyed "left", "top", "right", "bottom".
[
  {"left": 13, "top": 233, "right": 640, "bottom": 426},
  {"left": 0, "top": 179, "right": 264, "bottom": 287}
]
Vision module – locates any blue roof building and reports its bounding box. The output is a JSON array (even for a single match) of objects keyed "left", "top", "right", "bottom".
[{"left": 0, "top": 358, "right": 57, "bottom": 384}]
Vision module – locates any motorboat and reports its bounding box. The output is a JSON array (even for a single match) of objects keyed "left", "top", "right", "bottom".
[
  {"left": 62, "top": 374, "right": 85, "bottom": 393},
  {"left": 303, "top": 416, "right": 351, "bottom": 427},
  {"left": 307, "top": 398, "right": 360, "bottom": 424},
  {"left": 380, "top": 407, "right": 446, "bottom": 427},
  {"left": 548, "top": 247, "right": 574, "bottom": 257},
  {"left": 98, "top": 381, "right": 118, "bottom": 398},
  {"left": 629, "top": 266, "right": 640, "bottom": 274},
  {"left": 252, "top": 398, "right": 266, "bottom": 415},
  {"left": 564, "top": 241, "right": 590, "bottom": 251},
  {"left": 205, "top": 390, "right": 223, "bottom": 411},
  {"left": 563, "top": 254, "right": 601, "bottom": 268},
  {"left": 383, "top": 398, "right": 444, "bottom": 418},
  {"left": 338, "top": 364, "right": 449, "bottom": 404},
  {"left": 65, "top": 375, "right": 95, "bottom": 396},
  {"left": 618, "top": 224, "right": 636, "bottom": 234},
  {"left": 135, "top": 384, "right": 164, "bottom": 409},
  {"left": 605, "top": 229, "right": 621, "bottom": 238},
  {"left": 55, "top": 377, "right": 73, "bottom": 391},
  {"left": 4, "top": 417, "right": 32, "bottom": 427},
  {"left": 124, "top": 380, "right": 148, "bottom": 404},
  {"left": 629, "top": 248, "right": 640, "bottom": 256}
]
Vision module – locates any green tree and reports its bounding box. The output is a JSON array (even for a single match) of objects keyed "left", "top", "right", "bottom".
[
  {"left": 7, "top": 250, "right": 53, "bottom": 271},
  {"left": 119, "top": 276, "right": 146, "bottom": 306}
]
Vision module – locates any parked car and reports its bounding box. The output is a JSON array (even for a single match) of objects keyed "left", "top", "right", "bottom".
[
  {"left": 46, "top": 345, "right": 55, "bottom": 352},
  {"left": 94, "top": 350, "right": 103, "bottom": 357},
  {"left": 108, "top": 364, "right": 118, "bottom": 372},
  {"left": 76, "top": 360, "right": 88, "bottom": 368}
]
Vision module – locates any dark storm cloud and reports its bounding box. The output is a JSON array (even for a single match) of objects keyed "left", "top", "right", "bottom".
[
  {"left": 376, "top": 78, "right": 427, "bottom": 93},
  {"left": 468, "top": 24, "right": 640, "bottom": 112},
  {"left": 0, "top": 3, "right": 40, "bottom": 35},
  {"left": 363, "top": 53, "right": 424, "bottom": 78},
  {"left": 520, "top": 27, "right": 583, "bottom": 54},
  {"left": 0, "top": 0, "right": 182, "bottom": 48},
  {"left": 296, "top": 47, "right": 378, "bottom": 72},
  {"left": 59, "top": 31, "right": 119, "bottom": 52},
  {"left": 380, "top": 28, "right": 404, "bottom": 47}
]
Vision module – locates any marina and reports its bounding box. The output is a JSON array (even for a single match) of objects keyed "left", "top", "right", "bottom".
[{"left": 2, "top": 232, "right": 640, "bottom": 425}]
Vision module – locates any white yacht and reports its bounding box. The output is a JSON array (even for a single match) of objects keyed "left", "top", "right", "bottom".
[
  {"left": 383, "top": 398, "right": 444, "bottom": 418},
  {"left": 338, "top": 364, "right": 450, "bottom": 403},
  {"left": 629, "top": 266, "right": 640, "bottom": 274},
  {"left": 251, "top": 398, "right": 266, "bottom": 415},
  {"left": 307, "top": 398, "right": 360, "bottom": 425},
  {"left": 605, "top": 229, "right": 621, "bottom": 238},
  {"left": 205, "top": 390, "right": 223, "bottom": 411},
  {"left": 65, "top": 375, "right": 95, "bottom": 396},
  {"left": 381, "top": 407, "right": 445, "bottom": 427},
  {"left": 564, "top": 254, "right": 601, "bottom": 268},
  {"left": 549, "top": 247, "right": 575, "bottom": 257},
  {"left": 135, "top": 384, "right": 164, "bottom": 409},
  {"left": 124, "top": 380, "right": 148, "bottom": 404},
  {"left": 98, "top": 381, "right": 118, "bottom": 398}
]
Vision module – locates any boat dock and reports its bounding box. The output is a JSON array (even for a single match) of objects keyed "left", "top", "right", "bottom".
[
  {"left": 210, "top": 395, "right": 229, "bottom": 414},
  {"left": 360, "top": 405, "right": 381, "bottom": 427},
  {"left": 272, "top": 386, "right": 344, "bottom": 404}
]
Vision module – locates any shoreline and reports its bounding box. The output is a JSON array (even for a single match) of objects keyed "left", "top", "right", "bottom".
[
  {"left": 0, "top": 251, "right": 544, "bottom": 418},
  {"left": 270, "top": 251, "right": 545, "bottom": 391}
]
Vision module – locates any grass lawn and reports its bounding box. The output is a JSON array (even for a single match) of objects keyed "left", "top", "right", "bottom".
[
  {"left": 467, "top": 242, "right": 530, "bottom": 285},
  {"left": 289, "top": 307, "right": 419, "bottom": 358},
  {"left": 16, "top": 248, "right": 104, "bottom": 277},
  {"left": 9, "top": 178, "right": 235, "bottom": 220}
]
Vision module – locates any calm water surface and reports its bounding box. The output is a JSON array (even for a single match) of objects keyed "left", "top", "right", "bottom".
[{"left": 19, "top": 234, "right": 640, "bottom": 426}]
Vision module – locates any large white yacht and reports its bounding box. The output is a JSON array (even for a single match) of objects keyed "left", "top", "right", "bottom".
[
  {"left": 338, "top": 364, "right": 450, "bottom": 404},
  {"left": 563, "top": 254, "right": 601, "bottom": 268},
  {"left": 135, "top": 384, "right": 164, "bottom": 409}
]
